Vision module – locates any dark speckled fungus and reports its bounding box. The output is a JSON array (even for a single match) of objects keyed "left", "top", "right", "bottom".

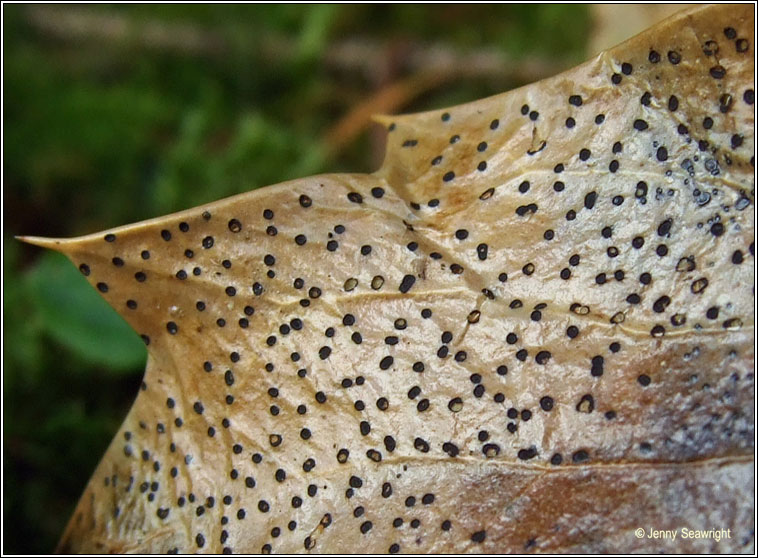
[{"left": 21, "top": 5, "right": 754, "bottom": 554}]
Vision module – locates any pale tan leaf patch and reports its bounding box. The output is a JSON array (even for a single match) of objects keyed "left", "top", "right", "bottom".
[{"left": 21, "top": 4, "right": 754, "bottom": 554}]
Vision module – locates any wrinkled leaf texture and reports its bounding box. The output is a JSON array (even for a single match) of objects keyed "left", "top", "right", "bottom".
[{"left": 23, "top": 4, "right": 754, "bottom": 554}]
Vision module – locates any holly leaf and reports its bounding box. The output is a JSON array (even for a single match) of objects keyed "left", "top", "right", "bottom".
[{"left": 23, "top": 5, "right": 754, "bottom": 553}]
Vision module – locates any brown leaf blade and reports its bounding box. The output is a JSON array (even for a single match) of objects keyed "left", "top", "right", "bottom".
[{"left": 23, "top": 4, "right": 754, "bottom": 553}]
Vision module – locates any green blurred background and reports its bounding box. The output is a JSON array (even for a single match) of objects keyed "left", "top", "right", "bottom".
[{"left": 3, "top": 4, "right": 592, "bottom": 553}]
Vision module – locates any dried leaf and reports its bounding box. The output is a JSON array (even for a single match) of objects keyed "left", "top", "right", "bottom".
[{"left": 23, "top": 5, "right": 754, "bottom": 553}]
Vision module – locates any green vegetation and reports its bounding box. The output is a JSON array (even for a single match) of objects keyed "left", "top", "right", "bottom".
[{"left": 3, "top": 4, "right": 589, "bottom": 552}]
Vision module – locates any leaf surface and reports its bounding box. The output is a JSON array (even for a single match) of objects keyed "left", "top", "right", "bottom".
[{"left": 25, "top": 4, "right": 754, "bottom": 553}]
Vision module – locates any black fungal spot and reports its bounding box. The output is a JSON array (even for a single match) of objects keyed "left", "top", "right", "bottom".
[
  {"left": 518, "top": 447, "right": 537, "bottom": 460},
  {"left": 399, "top": 275, "right": 416, "bottom": 293},
  {"left": 540, "top": 397, "right": 554, "bottom": 411},
  {"left": 720, "top": 92, "right": 734, "bottom": 113},
  {"left": 591, "top": 356, "right": 604, "bottom": 377},
  {"left": 471, "top": 530, "right": 487, "bottom": 543},
  {"left": 657, "top": 218, "right": 672, "bottom": 237},
  {"left": 709, "top": 65, "right": 726, "bottom": 79},
  {"left": 299, "top": 194, "right": 312, "bottom": 208},
  {"left": 653, "top": 296, "right": 671, "bottom": 313},
  {"left": 572, "top": 450, "right": 589, "bottom": 463},
  {"left": 584, "top": 191, "right": 597, "bottom": 209},
  {"left": 535, "top": 351, "right": 551, "bottom": 365},
  {"left": 634, "top": 119, "right": 648, "bottom": 131}
]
